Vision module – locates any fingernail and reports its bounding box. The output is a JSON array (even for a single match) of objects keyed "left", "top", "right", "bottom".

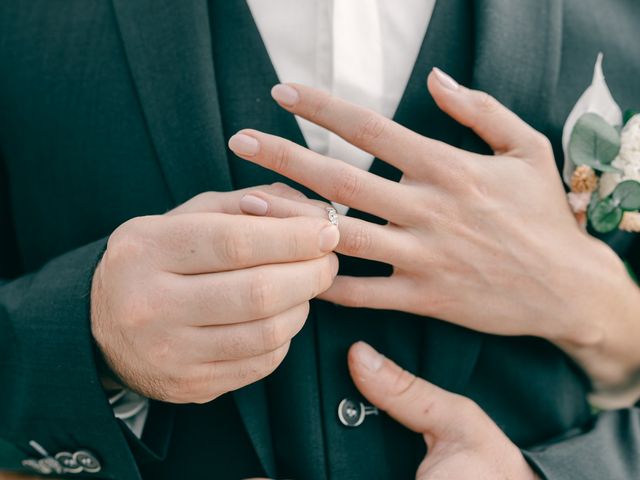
[
  {"left": 240, "top": 195, "right": 269, "bottom": 216},
  {"left": 229, "top": 133, "right": 260, "bottom": 156},
  {"left": 271, "top": 84, "right": 300, "bottom": 107},
  {"left": 433, "top": 67, "right": 459, "bottom": 91},
  {"left": 318, "top": 225, "right": 339, "bottom": 252},
  {"left": 354, "top": 342, "right": 384, "bottom": 373}
]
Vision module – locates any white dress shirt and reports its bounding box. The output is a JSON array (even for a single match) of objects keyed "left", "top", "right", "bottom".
[{"left": 115, "top": 0, "right": 436, "bottom": 438}]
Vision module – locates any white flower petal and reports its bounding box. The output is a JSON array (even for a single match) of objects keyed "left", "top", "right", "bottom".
[
  {"left": 562, "top": 53, "right": 623, "bottom": 185},
  {"left": 621, "top": 114, "right": 640, "bottom": 157},
  {"left": 599, "top": 172, "right": 622, "bottom": 198},
  {"left": 567, "top": 191, "right": 592, "bottom": 213}
]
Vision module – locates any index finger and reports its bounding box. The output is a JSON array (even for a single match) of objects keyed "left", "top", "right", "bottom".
[
  {"left": 271, "top": 82, "right": 460, "bottom": 176},
  {"left": 136, "top": 213, "right": 339, "bottom": 274}
]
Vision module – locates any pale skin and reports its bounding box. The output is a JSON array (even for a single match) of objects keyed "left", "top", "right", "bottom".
[
  {"left": 247, "top": 342, "right": 540, "bottom": 480},
  {"left": 1, "top": 345, "right": 540, "bottom": 480},
  {"left": 91, "top": 183, "right": 340, "bottom": 403},
  {"left": 229, "top": 69, "right": 640, "bottom": 393},
  {"left": 7, "top": 71, "right": 640, "bottom": 480},
  {"left": 225, "top": 69, "right": 640, "bottom": 479}
]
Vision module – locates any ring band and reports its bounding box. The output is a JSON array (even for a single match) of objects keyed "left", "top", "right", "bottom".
[{"left": 326, "top": 207, "right": 339, "bottom": 226}]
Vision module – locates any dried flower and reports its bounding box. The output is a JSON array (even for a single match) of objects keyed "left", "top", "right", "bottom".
[
  {"left": 619, "top": 211, "right": 640, "bottom": 232},
  {"left": 567, "top": 191, "right": 591, "bottom": 213},
  {"left": 570, "top": 165, "right": 599, "bottom": 193}
]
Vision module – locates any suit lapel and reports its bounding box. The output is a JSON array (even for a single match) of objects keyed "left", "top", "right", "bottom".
[
  {"left": 424, "top": 0, "right": 564, "bottom": 396},
  {"left": 111, "top": 0, "right": 564, "bottom": 474},
  {"left": 111, "top": 0, "right": 232, "bottom": 205},
  {"left": 112, "top": 1, "right": 276, "bottom": 476},
  {"left": 471, "top": 0, "right": 564, "bottom": 132}
]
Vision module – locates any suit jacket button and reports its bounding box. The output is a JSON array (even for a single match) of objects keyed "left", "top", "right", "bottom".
[
  {"left": 55, "top": 451, "right": 82, "bottom": 473},
  {"left": 73, "top": 450, "right": 101, "bottom": 473},
  {"left": 338, "top": 398, "right": 378, "bottom": 427}
]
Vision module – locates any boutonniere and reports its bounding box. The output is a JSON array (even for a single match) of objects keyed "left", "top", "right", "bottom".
[{"left": 563, "top": 54, "right": 640, "bottom": 233}]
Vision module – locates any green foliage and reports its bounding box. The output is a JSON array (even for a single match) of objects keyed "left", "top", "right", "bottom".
[
  {"left": 612, "top": 180, "right": 640, "bottom": 210},
  {"left": 588, "top": 196, "right": 623, "bottom": 233},
  {"left": 570, "top": 113, "right": 622, "bottom": 173}
]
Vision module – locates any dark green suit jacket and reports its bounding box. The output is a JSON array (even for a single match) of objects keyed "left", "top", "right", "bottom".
[{"left": 1, "top": 0, "right": 640, "bottom": 478}]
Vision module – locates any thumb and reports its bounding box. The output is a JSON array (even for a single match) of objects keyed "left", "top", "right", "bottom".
[{"left": 348, "top": 341, "right": 481, "bottom": 446}]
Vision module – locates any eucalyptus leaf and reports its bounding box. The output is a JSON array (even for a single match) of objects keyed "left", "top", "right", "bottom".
[
  {"left": 612, "top": 180, "right": 640, "bottom": 210},
  {"left": 587, "top": 191, "right": 600, "bottom": 219},
  {"left": 592, "top": 164, "right": 624, "bottom": 174},
  {"left": 589, "top": 197, "right": 623, "bottom": 233},
  {"left": 569, "top": 113, "right": 621, "bottom": 171}
]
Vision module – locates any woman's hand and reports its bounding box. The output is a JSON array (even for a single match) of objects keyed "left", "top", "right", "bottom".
[
  {"left": 347, "top": 342, "right": 540, "bottom": 480},
  {"left": 245, "top": 342, "right": 540, "bottom": 480},
  {"left": 229, "top": 69, "right": 640, "bottom": 392}
]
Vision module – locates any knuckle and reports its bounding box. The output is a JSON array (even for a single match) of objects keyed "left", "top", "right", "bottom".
[
  {"left": 449, "top": 160, "right": 481, "bottom": 193},
  {"left": 266, "top": 343, "right": 289, "bottom": 373},
  {"left": 122, "top": 292, "right": 156, "bottom": 331},
  {"left": 298, "top": 301, "right": 311, "bottom": 323},
  {"left": 340, "top": 280, "right": 367, "bottom": 308},
  {"left": 309, "top": 90, "right": 332, "bottom": 122},
  {"left": 221, "top": 232, "right": 254, "bottom": 266},
  {"left": 269, "top": 181, "right": 288, "bottom": 191},
  {"left": 343, "top": 225, "right": 372, "bottom": 256},
  {"left": 248, "top": 272, "right": 273, "bottom": 316},
  {"left": 453, "top": 395, "right": 482, "bottom": 419},
  {"left": 389, "top": 368, "right": 418, "bottom": 398},
  {"left": 175, "top": 372, "right": 205, "bottom": 403},
  {"left": 476, "top": 91, "right": 500, "bottom": 115},
  {"left": 106, "top": 219, "right": 148, "bottom": 264},
  {"left": 332, "top": 168, "right": 362, "bottom": 204},
  {"left": 269, "top": 182, "right": 306, "bottom": 199},
  {"left": 532, "top": 131, "right": 553, "bottom": 154},
  {"left": 353, "top": 114, "right": 386, "bottom": 147},
  {"left": 174, "top": 365, "right": 224, "bottom": 404},
  {"left": 272, "top": 142, "right": 292, "bottom": 172},
  {"left": 147, "top": 334, "right": 177, "bottom": 368},
  {"left": 260, "top": 316, "right": 286, "bottom": 352},
  {"left": 284, "top": 229, "right": 302, "bottom": 258},
  {"left": 243, "top": 345, "right": 290, "bottom": 385},
  {"left": 190, "top": 191, "right": 217, "bottom": 207}
]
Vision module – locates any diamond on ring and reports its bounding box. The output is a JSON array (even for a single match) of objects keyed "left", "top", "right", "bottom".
[{"left": 326, "top": 207, "right": 338, "bottom": 226}]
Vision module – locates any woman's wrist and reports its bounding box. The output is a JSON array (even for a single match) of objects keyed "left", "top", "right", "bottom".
[{"left": 551, "top": 236, "right": 640, "bottom": 393}]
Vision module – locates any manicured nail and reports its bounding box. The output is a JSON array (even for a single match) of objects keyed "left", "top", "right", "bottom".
[
  {"left": 240, "top": 195, "right": 269, "bottom": 216},
  {"left": 229, "top": 133, "right": 260, "bottom": 156},
  {"left": 271, "top": 84, "right": 300, "bottom": 107},
  {"left": 433, "top": 67, "right": 459, "bottom": 91},
  {"left": 318, "top": 225, "right": 340, "bottom": 252},
  {"left": 353, "top": 342, "right": 384, "bottom": 373}
]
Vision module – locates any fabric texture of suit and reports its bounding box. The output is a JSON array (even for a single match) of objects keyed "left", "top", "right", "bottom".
[{"left": 0, "top": 0, "right": 639, "bottom": 478}]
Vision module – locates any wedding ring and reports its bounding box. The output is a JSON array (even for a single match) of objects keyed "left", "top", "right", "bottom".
[{"left": 326, "top": 207, "right": 339, "bottom": 226}]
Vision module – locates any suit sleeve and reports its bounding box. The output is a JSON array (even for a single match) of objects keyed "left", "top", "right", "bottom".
[
  {"left": 0, "top": 156, "right": 143, "bottom": 479},
  {"left": 523, "top": 234, "right": 640, "bottom": 479},
  {"left": 522, "top": 408, "right": 640, "bottom": 480}
]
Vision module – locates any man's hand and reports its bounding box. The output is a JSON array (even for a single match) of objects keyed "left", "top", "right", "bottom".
[
  {"left": 229, "top": 72, "right": 640, "bottom": 390},
  {"left": 348, "top": 342, "right": 540, "bottom": 480},
  {"left": 91, "top": 185, "right": 339, "bottom": 403}
]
